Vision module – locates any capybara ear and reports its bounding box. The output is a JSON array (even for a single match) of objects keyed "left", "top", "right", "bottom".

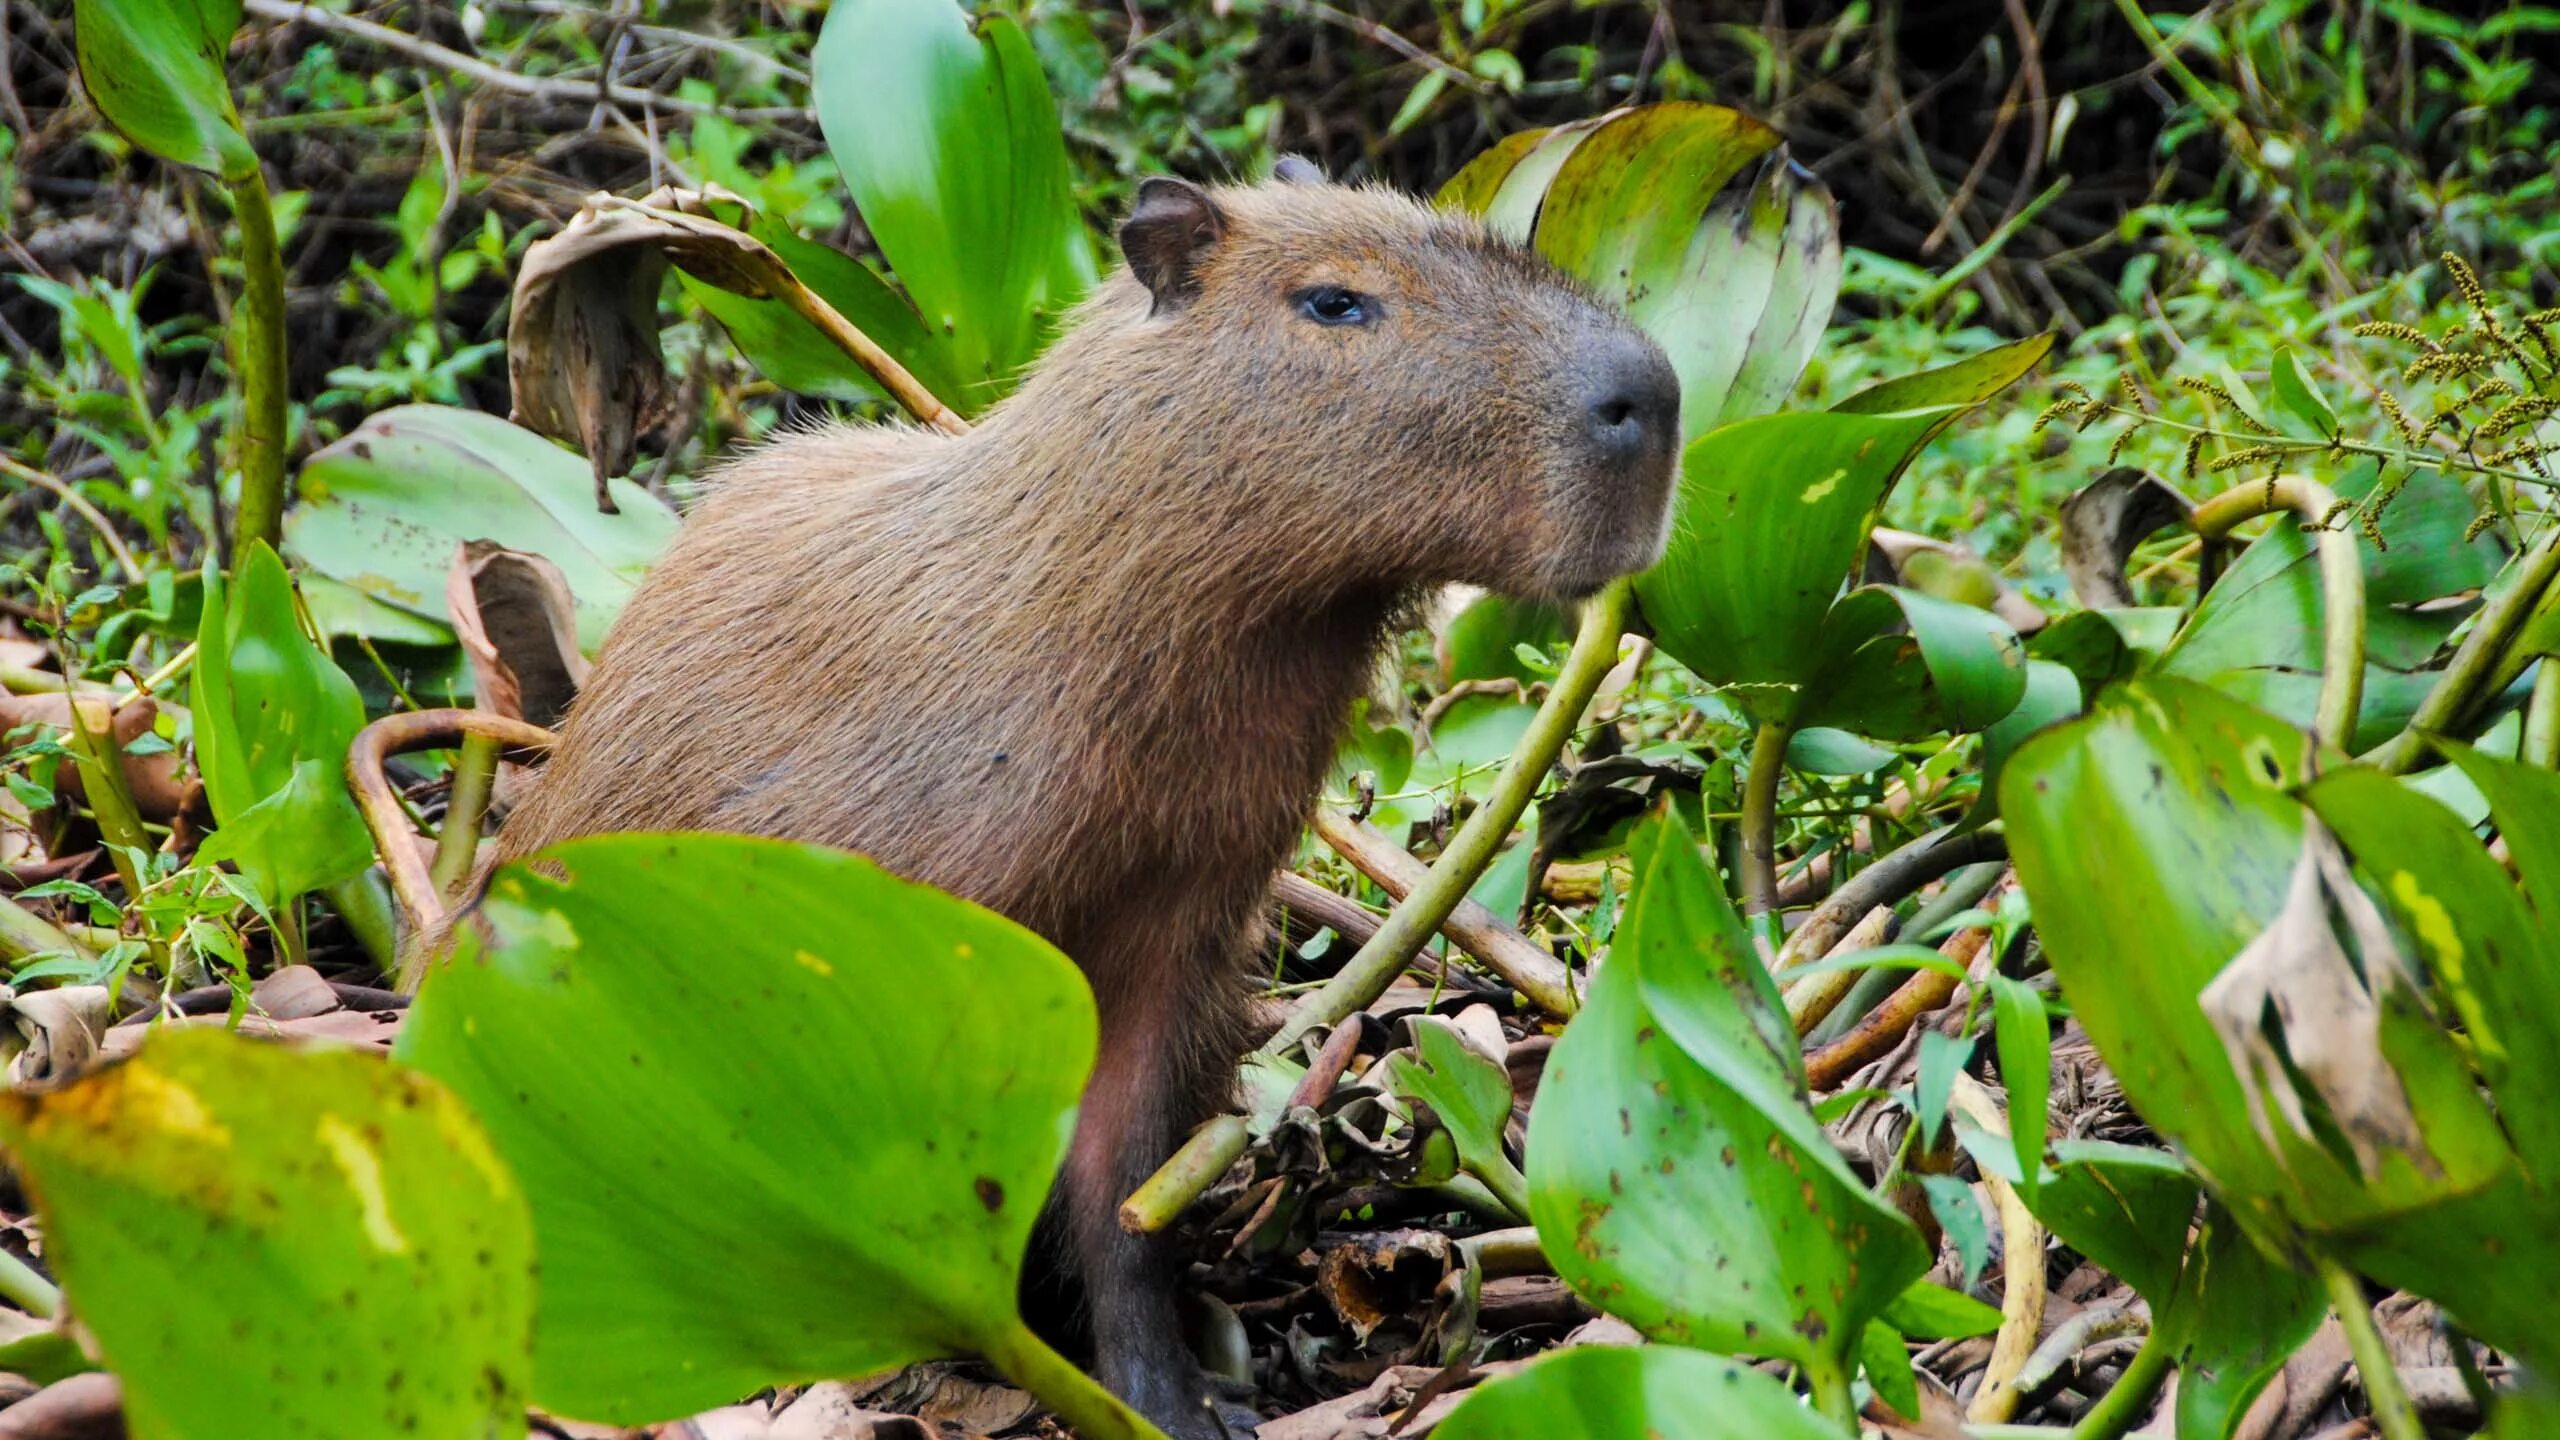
[
  {"left": 1120, "top": 176, "right": 1227, "bottom": 313},
  {"left": 1272, "top": 154, "right": 1327, "bottom": 185}
]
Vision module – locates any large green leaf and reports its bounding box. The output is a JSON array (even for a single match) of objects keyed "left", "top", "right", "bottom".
[
  {"left": 285, "top": 405, "right": 678, "bottom": 653},
  {"left": 2026, "top": 1140, "right": 2199, "bottom": 1306},
  {"left": 813, "top": 0, "right": 1094, "bottom": 409},
  {"left": 72, "top": 0, "right": 258, "bottom": 181},
  {"left": 678, "top": 216, "right": 967, "bottom": 409},
  {"left": 2000, "top": 679, "right": 2511, "bottom": 1255},
  {"left": 189, "top": 543, "right": 374, "bottom": 907},
  {"left": 1433, "top": 1344, "right": 1843, "bottom": 1440},
  {"left": 2167, "top": 1204, "right": 2325, "bottom": 1440},
  {"left": 1527, "top": 812, "right": 1926, "bottom": 1383},
  {"left": 395, "top": 833, "right": 1096, "bottom": 1424},
  {"left": 1796, "top": 584, "right": 2028, "bottom": 739},
  {"left": 2161, "top": 471, "right": 2501, "bottom": 747},
  {"left": 1634, "top": 407, "right": 1947, "bottom": 705},
  {"left": 0, "top": 1030, "right": 533, "bottom": 1440},
  {"left": 1440, "top": 102, "right": 1839, "bottom": 436}
]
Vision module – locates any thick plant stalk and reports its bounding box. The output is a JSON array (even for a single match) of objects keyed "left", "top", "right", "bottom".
[
  {"left": 1801, "top": 874, "right": 2011, "bottom": 1090},
  {"left": 981, "top": 1323, "right": 1177, "bottom": 1440},
  {"left": 1783, "top": 904, "right": 1891, "bottom": 1036},
  {"left": 1118, "top": 1115, "right": 1248, "bottom": 1234},
  {"left": 1953, "top": 1075, "right": 2047, "bottom": 1425},
  {"left": 430, "top": 732, "right": 502, "bottom": 900},
  {"left": 2323, "top": 1261, "right": 2424, "bottom": 1440},
  {"left": 1128, "top": 581, "right": 1631, "bottom": 1228},
  {"left": 2528, "top": 661, "right": 2560, "bottom": 769},
  {"left": 2190, "top": 475, "right": 2363, "bottom": 748},
  {"left": 1260, "top": 578, "right": 1629, "bottom": 1058},
  {"left": 2064, "top": 1328, "right": 2172, "bottom": 1440},
  {"left": 228, "top": 167, "right": 290, "bottom": 557},
  {"left": 346, "top": 709, "right": 559, "bottom": 966},
  {"left": 776, "top": 276, "right": 970, "bottom": 436},
  {"left": 0, "top": 893, "right": 90, "bottom": 969},
  {"left": 1309, "top": 808, "right": 1576, "bottom": 1016},
  {"left": 1774, "top": 825, "right": 2009, "bottom": 972},
  {"left": 2365, "top": 518, "right": 2560, "bottom": 775},
  {"left": 1737, "top": 718, "right": 1796, "bottom": 921}
]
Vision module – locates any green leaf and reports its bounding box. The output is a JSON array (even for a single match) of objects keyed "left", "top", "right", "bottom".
[
  {"left": 189, "top": 543, "right": 374, "bottom": 907},
  {"left": 680, "top": 220, "right": 965, "bottom": 410},
  {"left": 394, "top": 833, "right": 1096, "bottom": 1424},
  {"left": 1878, "top": 1280, "right": 2004, "bottom": 1339},
  {"left": 2268, "top": 349, "right": 2339, "bottom": 440},
  {"left": 1526, "top": 810, "right": 1926, "bottom": 1377},
  {"left": 1833, "top": 333, "right": 2057, "bottom": 426},
  {"left": 2168, "top": 1205, "right": 2324, "bottom": 1440},
  {"left": 2000, "top": 679, "right": 2510, "bottom": 1254},
  {"left": 2026, "top": 1140, "right": 2197, "bottom": 1306},
  {"left": 1785, "top": 727, "right": 1898, "bottom": 775},
  {"left": 1432, "top": 1343, "right": 1845, "bottom": 1440},
  {"left": 1859, "top": 1318, "right": 1920, "bottom": 1420},
  {"left": 1959, "top": 658, "right": 2082, "bottom": 828},
  {"left": 1386, "top": 1020, "right": 1527, "bottom": 1217},
  {"left": 1440, "top": 102, "right": 1838, "bottom": 436},
  {"left": 0, "top": 1030, "right": 533, "bottom": 1440},
  {"left": 1988, "top": 976, "right": 2051, "bottom": 1195},
  {"left": 1914, "top": 1030, "right": 1969, "bottom": 1148},
  {"left": 813, "top": 0, "right": 1093, "bottom": 408},
  {"left": 72, "top": 0, "right": 258, "bottom": 181},
  {"left": 1798, "top": 584, "right": 2029, "bottom": 739},
  {"left": 1636, "top": 407, "right": 1951, "bottom": 705},
  {"left": 1921, "top": 1173, "right": 1988, "bottom": 1290},
  {"left": 286, "top": 405, "right": 678, "bottom": 654},
  {"left": 1438, "top": 592, "right": 1570, "bottom": 685}
]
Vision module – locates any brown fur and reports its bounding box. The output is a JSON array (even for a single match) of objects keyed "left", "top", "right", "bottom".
[{"left": 482, "top": 175, "right": 1677, "bottom": 1437}]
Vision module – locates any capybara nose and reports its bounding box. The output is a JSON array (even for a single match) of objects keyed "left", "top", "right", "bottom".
[{"left": 1580, "top": 331, "right": 1682, "bottom": 470}]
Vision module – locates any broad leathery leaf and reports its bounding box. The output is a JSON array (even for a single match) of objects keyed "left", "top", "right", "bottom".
[
  {"left": 0, "top": 1030, "right": 533, "bottom": 1440},
  {"left": 2161, "top": 470, "right": 2499, "bottom": 746},
  {"left": 2000, "top": 678, "right": 2506, "bottom": 1252},
  {"left": 1432, "top": 1343, "right": 1842, "bottom": 1440},
  {"left": 286, "top": 406, "right": 677, "bottom": 654},
  {"left": 680, "top": 218, "right": 966, "bottom": 411},
  {"left": 193, "top": 757, "right": 374, "bottom": 909},
  {"left": 2300, "top": 766, "right": 2560, "bottom": 1175},
  {"left": 1635, "top": 407, "right": 1952, "bottom": 707},
  {"left": 190, "top": 542, "right": 364, "bottom": 824},
  {"left": 2026, "top": 1139, "right": 2197, "bottom": 1306},
  {"left": 72, "top": 0, "right": 258, "bottom": 180},
  {"left": 1526, "top": 809, "right": 1926, "bottom": 1373},
  {"left": 1386, "top": 1020, "right": 1523, "bottom": 1211},
  {"left": 1798, "top": 584, "right": 2029, "bottom": 739},
  {"left": 1958, "top": 657, "right": 2082, "bottom": 829},
  {"left": 395, "top": 834, "right": 1096, "bottom": 1424},
  {"left": 813, "top": 0, "right": 1094, "bottom": 409},
  {"left": 1444, "top": 104, "right": 1836, "bottom": 437},
  {"left": 2169, "top": 1204, "right": 2324, "bottom": 1440}
]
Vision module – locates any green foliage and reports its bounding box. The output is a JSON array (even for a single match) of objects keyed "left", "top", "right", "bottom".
[
  {"left": 71, "top": 0, "right": 256, "bottom": 181},
  {"left": 395, "top": 833, "right": 1099, "bottom": 1424},
  {"left": 1433, "top": 1344, "right": 1845, "bottom": 1440},
  {"left": 0, "top": 1030, "right": 533, "bottom": 1440}
]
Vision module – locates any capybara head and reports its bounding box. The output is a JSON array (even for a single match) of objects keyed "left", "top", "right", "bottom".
[{"left": 1005, "top": 164, "right": 1682, "bottom": 605}]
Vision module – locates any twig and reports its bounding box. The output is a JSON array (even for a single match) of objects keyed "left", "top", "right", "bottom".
[
  {"left": 1784, "top": 903, "right": 1892, "bottom": 1036},
  {"left": 1775, "top": 825, "right": 2010, "bottom": 972},
  {"left": 1738, "top": 719, "right": 1795, "bottom": 922},
  {"left": 1802, "top": 874, "right": 2012, "bottom": 1090},
  {"left": 1308, "top": 809, "right": 1576, "bottom": 1019},
  {"left": 1953, "top": 1073, "right": 2049, "bottom": 1424},
  {"left": 0, "top": 1245, "right": 60, "bottom": 1319},
  {"left": 2190, "top": 474, "right": 2364, "bottom": 748},
  {"left": 241, "top": 0, "right": 810, "bottom": 120},
  {"left": 0, "top": 455, "right": 143, "bottom": 582},
  {"left": 1118, "top": 1114, "right": 1247, "bottom": 1234},
  {"left": 2013, "top": 1302, "right": 2143, "bottom": 1401}
]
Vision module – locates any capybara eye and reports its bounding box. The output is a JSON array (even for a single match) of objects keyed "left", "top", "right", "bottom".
[{"left": 1294, "top": 285, "right": 1373, "bottom": 326}]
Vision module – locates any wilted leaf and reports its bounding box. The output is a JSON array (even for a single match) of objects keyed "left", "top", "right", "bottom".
[
  {"left": 2056, "top": 468, "right": 2195, "bottom": 609},
  {"left": 1527, "top": 811, "right": 1926, "bottom": 1383},
  {"left": 395, "top": 833, "right": 1095, "bottom": 1423},
  {"left": 680, "top": 218, "right": 965, "bottom": 411},
  {"left": 0, "top": 1030, "right": 533, "bottom": 1440},
  {"left": 72, "top": 0, "right": 257, "bottom": 181},
  {"left": 287, "top": 405, "right": 677, "bottom": 655},
  {"left": 445, "top": 541, "right": 588, "bottom": 729},
  {"left": 1432, "top": 1343, "right": 1843, "bottom": 1440}
]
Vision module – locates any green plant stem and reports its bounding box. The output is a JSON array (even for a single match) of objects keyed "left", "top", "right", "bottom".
[
  {"left": 1738, "top": 719, "right": 1796, "bottom": 921},
  {"left": 1472, "top": 1152, "right": 1532, "bottom": 1224},
  {"left": 1259, "top": 578, "right": 1629, "bottom": 1058},
  {"left": 228, "top": 167, "right": 289, "bottom": 558},
  {"left": 2092, "top": 404, "right": 2557, "bottom": 495},
  {"left": 1806, "top": 1354, "right": 1856, "bottom": 1431},
  {"left": 0, "top": 893, "right": 91, "bottom": 969},
  {"left": 2064, "top": 1328, "right": 2172, "bottom": 1440},
  {"left": 1118, "top": 1114, "right": 1247, "bottom": 1233},
  {"left": 2365, "top": 517, "right": 2560, "bottom": 774},
  {"left": 981, "top": 1322, "right": 1176, "bottom": 1440},
  {"left": 322, "top": 873, "right": 399, "bottom": 972},
  {"left": 2527, "top": 661, "right": 2560, "bottom": 769},
  {"left": 0, "top": 1245, "right": 61, "bottom": 1319},
  {"left": 2322, "top": 1260, "right": 2424, "bottom": 1440},
  {"left": 431, "top": 732, "right": 501, "bottom": 900},
  {"left": 2190, "top": 475, "right": 2364, "bottom": 747}
]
